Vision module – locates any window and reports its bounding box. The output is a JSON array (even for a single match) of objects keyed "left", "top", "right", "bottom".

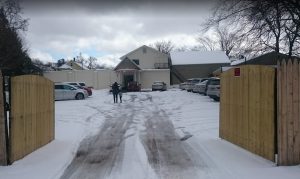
[
  {"left": 132, "top": 59, "right": 139, "bottom": 65},
  {"left": 79, "top": 82, "right": 86, "bottom": 86},
  {"left": 55, "top": 85, "right": 63, "bottom": 89},
  {"left": 63, "top": 85, "right": 75, "bottom": 90}
]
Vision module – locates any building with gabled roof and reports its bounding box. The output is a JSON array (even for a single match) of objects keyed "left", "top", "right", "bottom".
[
  {"left": 114, "top": 45, "right": 170, "bottom": 90},
  {"left": 170, "top": 51, "right": 230, "bottom": 84}
]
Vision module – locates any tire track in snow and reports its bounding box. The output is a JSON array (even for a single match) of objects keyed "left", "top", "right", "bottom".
[
  {"left": 60, "top": 92, "right": 211, "bottom": 179},
  {"left": 60, "top": 102, "right": 136, "bottom": 179}
]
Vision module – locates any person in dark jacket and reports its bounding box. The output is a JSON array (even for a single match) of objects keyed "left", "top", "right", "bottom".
[{"left": 112, "top": 82, "right": 119, "bottom": 103}]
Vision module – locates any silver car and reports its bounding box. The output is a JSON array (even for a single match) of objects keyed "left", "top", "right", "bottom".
[
  {"left": 152, "top": 81, "right": 167, "bottom": 91},
  {"left": 206, "top": 78, "right": 220, "bottom": 101},
  {"left": 186, "top": 78, "right": 209, "bottom": 92},
  {"left": 54, "top": 84, "right": 88, "bottom": 100},
  {"left": 193, "top": 80, "right": 208, "bottom": 94}
]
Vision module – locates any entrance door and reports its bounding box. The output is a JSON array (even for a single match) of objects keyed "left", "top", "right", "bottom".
[{"left": 123, "top": 75, "right": 134, "bottom": 90}]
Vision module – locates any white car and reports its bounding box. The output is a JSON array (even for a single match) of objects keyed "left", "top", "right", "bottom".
[
  {"left": 206, "top": 78, "right": 220, "bottom": 101},
  {"left": 54, "top": 83, "right": 88, "bottom": 100},
  {"left": 193, "top": 80, "right": 208, "bottom": 94},
  {"left": 63, "top": 82, "right": 87, "bottom": 87},
  {"left": 186, "top": 78, "right": 209, "bottom": 92},
  {"left": 152, "top": 81, "right": 167, "bottom": 91}
]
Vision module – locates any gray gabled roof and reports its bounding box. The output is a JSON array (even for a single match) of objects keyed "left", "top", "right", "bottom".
[
  {"left": 114, "top": 57, "right": 141, "bottom": 71},
  {"left": 170, "top": 51, "right": 229, "bottom": 65},
  {"left": 120, "top": 45, "right": 168, "bottom": 60}
]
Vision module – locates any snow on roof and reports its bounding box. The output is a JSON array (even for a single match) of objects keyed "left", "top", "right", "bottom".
[
  {"left": 58, "top": 64, "right": 72, "bottom": 69},
  {"left": 170, "top": 51, "right": 229, "bottom": 65},
  {"left": 74, "top": 62, "right": 89, "bottom": 70}
]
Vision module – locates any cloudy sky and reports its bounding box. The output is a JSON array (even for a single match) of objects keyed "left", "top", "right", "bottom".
[{"left": 21, "top": 0, "right": 216, "bottom": 67}]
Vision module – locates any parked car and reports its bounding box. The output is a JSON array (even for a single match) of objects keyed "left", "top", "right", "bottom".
[
  {"left": 186, "top": 78, "right": 209, "bottom": 92},
  {"left": 64, "top": 82, "right": 87, "bottom": 87},
  {"left": 64, "top": 82, "right": 92, "bottom": 96},
  {"left": 198, "top": 77, "right": 220, "bottom": 96},
  {"left": 127, "top": 81, "right": 141, "bottom": 92},
  {"left": 206, "top": 78, "right": 220, "bottom": 101},
  {"left": 152, "top": 81, "right": 167, "bottom": 91},
  {"left": 193, "top": 80, "right": 208, "bottom": 94},
  {"left": 73, "top": 85, "right": 92, "bottom": 96},
  {"left": 179, "top": 82, "right": 188, "bottom": 90},
  {"left": 54, "top": 83, "right": 88, "bottom": 100}
]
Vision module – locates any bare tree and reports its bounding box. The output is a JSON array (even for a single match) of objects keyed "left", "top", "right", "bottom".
[
  {"left": 197, "top": 36, "right": 216, "bottom": 51},
  {"left": 197, "top": 25, "right": 243, "bottom": 58},
  {"left": 0, "top": 0, "right": 28, "bottom": 31},
  {"left": 150, "top": 40, "right": 174, "bottom": 54},
  {"left": 0, "top": 0, "right": 34, "bottom": 75},
  {"left": 86, "top": 56, "right": 97, "bottom": 69},
  {"left": 203, "top": 0, "right": 300, "bottom": 57}
]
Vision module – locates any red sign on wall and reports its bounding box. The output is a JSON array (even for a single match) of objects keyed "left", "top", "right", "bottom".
[{"left": 234, "top": 68, "right": 240, "bottom": 77}]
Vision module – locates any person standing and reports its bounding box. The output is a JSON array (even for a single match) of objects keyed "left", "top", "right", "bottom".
[
  {"left": 119, "top": 87, "right": 123, "bottom": 103},
  {"left": 112, "top": 82, "right": 119, "bottom": 103}
]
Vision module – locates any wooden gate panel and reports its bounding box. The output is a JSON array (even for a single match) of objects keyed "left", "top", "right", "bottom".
[
  {"left": 220, "top": 65, "right": 275, "bottom": 161},
  {"left": 10, "top": 75, "right": 54, "bottom": 163},
  {"left": 277, "top": 59, "right": 300, "bottom": 165},
  {"left": 0, "top": 72, "right": 7, "bottom": 165}
]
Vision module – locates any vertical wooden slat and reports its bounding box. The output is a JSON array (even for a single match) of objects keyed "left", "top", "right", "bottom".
[
  {"left": 298, "top": 61, "right": 300, "bottom": 164},
  {"left": 248, "top": 66, "right": 260, "bottom": 155},
  {"left": 277, "top": 60, "right": 282, "bottom": 165},
  {"left": 242, "top": 67, "right": 249, "bottom": 150},
  {"left": 0, "top": 71, "right": 7, "bottom": 165},
  {"left": 287, "top": 60, "right": 294, "bottom": 164},
  {"left": 281, "top": 60, "right": 288, "bottom": 165},
  {"left": 292, "top": 59, "right": 300, "bottom": 164}
]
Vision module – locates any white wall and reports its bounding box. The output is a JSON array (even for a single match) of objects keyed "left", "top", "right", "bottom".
[
  {"left": 43, "top": 70, "right": 117, "bottom": 90},
  {"left": 44, "top": 69, "right": 170, "bottom": 90},
  {"left": 126, "top": 46, "right": 169, "bottom": 69},
  {"left": 140, "top": 69, "right": 170, "bottom": 89}
]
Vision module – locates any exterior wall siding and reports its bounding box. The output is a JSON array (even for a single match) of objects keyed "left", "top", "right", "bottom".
[
  {"left": 125, "top": 47, "right": 169, "bottom": 69},
  {"left": 171, "top": 63, "right": 230, "bottom": 84},
  {"left": 43, "top": 69, "right": 170, "bottom": 90},
  {"left": 140, "top": 69, "right": 170, "bottom": 89},
  {"left": 44, "top": 70, "right": 118, "bottom": 90}
]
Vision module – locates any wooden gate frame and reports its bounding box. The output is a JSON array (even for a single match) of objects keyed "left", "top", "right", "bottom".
[{"left": 0, "top": 71, "right": 8, "bottom": 165}]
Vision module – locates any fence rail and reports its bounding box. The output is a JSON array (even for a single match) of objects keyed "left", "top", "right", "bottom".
[
  {"left": 220, "top": 65, "right": 276, "bottom": 162},
  {"left": 277, "top": 59, "right": 300, "bottom": 165},
  {"left": 9, "top": 75, "right": 54, "bottom": 163}
]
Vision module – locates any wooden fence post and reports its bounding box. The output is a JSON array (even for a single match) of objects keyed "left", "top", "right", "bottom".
[{"left": 0, "top": 71, "right": 7, "bottom": 165}]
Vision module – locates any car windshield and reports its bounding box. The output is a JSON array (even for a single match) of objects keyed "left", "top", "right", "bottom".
[
  {"left": 79, "top": 83, "right": 86, "bottom": 86},
  {"left": 153, "top": 82, "right": 163, "bottom": 84},
  {"left": 192, "top": 79, "right": 200, "bottom": 83},
  {"left": 210, "top": 80, "right": 220, "bottom": 85}
]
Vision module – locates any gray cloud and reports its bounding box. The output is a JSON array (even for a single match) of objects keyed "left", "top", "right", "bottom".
[{"left": 21, "top": 0, "right": 215, "bottom": 65}]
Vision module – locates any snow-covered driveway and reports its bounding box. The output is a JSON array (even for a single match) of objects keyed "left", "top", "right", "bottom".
[
  {"left": 1, "top": 89, "right": 300, "bottom": 179},
  {"left": 60, "top": 92, "right": 211, "bottom": 179}
]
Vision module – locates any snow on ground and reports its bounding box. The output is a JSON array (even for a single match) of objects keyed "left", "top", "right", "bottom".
[{"left": 0, "top": 89, "right": 300, "bottom": 179}]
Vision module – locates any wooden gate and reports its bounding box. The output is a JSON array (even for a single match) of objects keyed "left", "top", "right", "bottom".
[
  {"left": 0, "top": 71, "right": 7, "bottom": 165},
  {"left": 277, "top": 59, "right": 300, "bottom": 165},
  {"left": 9, "top": 75, "right": 54, "bottom": 163},
  {"left": 220, "top": 65, "right": 276, "bottom": 161}
]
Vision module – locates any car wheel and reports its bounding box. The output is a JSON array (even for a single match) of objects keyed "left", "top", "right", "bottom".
[
  {"left": 214, "top": 97, "right": 220, "bottom": 102},
  {"left": 76, "top": 93, "right": 84, "bottom": 100}
]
